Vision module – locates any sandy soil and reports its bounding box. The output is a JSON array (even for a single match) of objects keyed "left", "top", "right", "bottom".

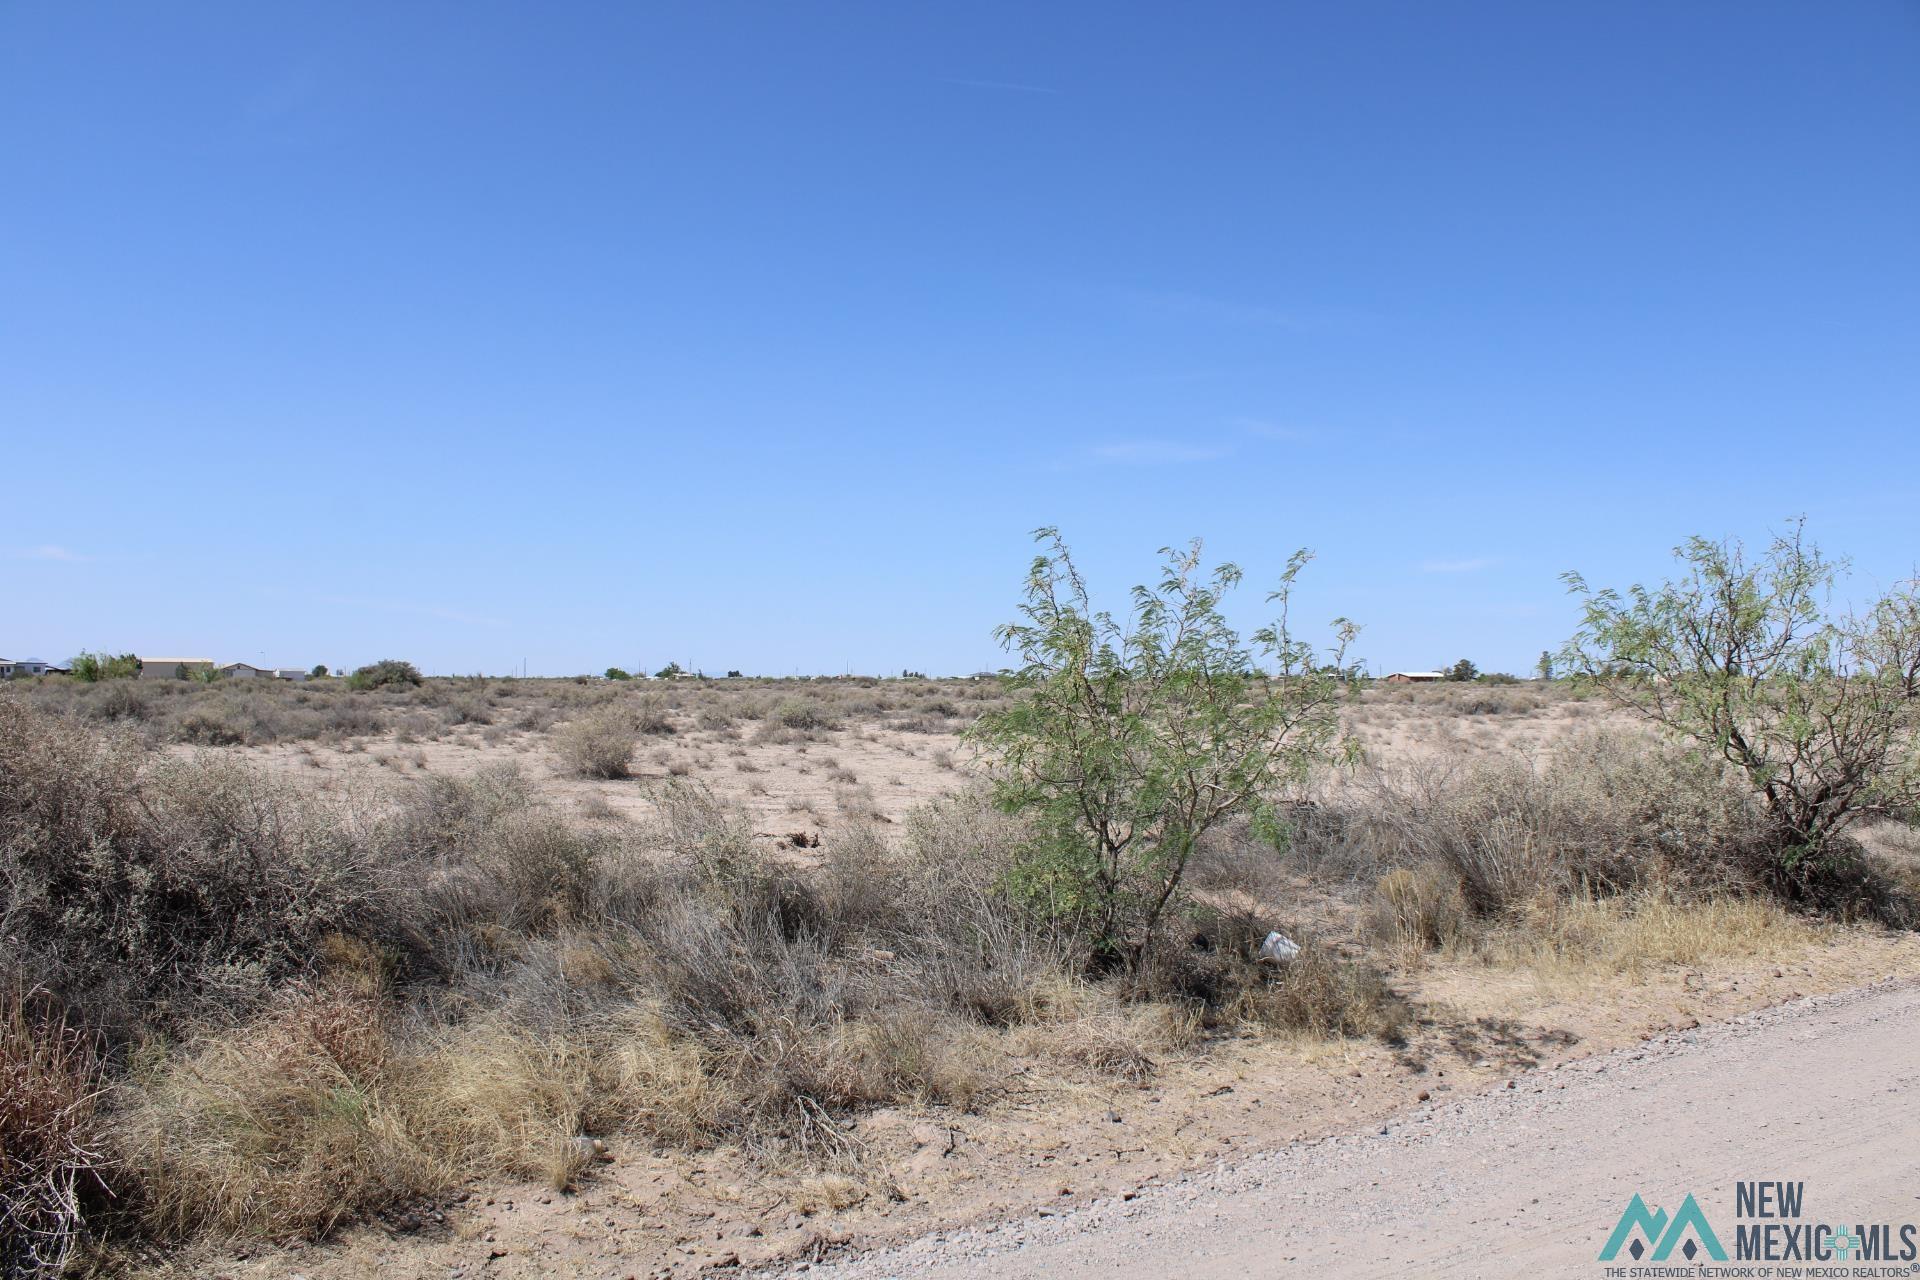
[
  {"left": 222, "top": 687, "right": 1636, "bottom": 858},
  {"left": 230, "top": 722, "right": 974, "bottom": 866},
  {"left": 812, "top": 976, "right": 1920, "bottom": 1279},
  {"left": 186, "top": 925, "right": 1919, "bottom": 1280}
]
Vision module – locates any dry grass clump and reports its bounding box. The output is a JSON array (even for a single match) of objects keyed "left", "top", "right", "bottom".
[
  {"left": 1, "top": 990, "right": 112, "bottom": 1280},
  {"left": 629, "top": 696, "right": 676, "bottom": 737},
  {"left": 1226, "top": 945, "right": 1411, "bottom": 1041},
  {"left": 125, "top": 984, "right": 438, "bottom": 1241},
  {"left": 1363, "top": 864, "right": 1468, "bottom": 957},
  {"left": 1490, "top": 892, "right": 1822, "bottom": 975},
  {"left": 553, "top": 704, "right": 639, "bottom": 778},
  {"left": 1008, "top": 979, "right": 1202, "bottom": 1083},
  {"left": 120, "top": 982, "right": 728, "bottom": 1241}
]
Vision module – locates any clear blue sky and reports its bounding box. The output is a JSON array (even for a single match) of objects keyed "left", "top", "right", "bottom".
[{"left": 3, "top": 3, "right": 1915, "bottom": 676}]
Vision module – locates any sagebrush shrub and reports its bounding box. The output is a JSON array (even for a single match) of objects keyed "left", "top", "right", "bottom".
[
  {"left": 553, "top": 706, "right": 638, "bottom": 778},
  {"left": 0, "top": 700, "right": 400, "bottom": 1037}
]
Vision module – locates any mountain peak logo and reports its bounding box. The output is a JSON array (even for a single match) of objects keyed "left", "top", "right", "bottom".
[{"left": 1599, "top": 1192, "right": 1729, "bottom": 1262}]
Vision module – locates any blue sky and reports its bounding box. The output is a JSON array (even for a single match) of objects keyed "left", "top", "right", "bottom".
[{"left": 3, "top": 3, "right": 1915, "bottom": 676}]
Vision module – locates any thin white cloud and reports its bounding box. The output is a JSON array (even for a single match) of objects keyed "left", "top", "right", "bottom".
[
  {"left": 1421, "top": 557, "right": 1497, "bottom": 573},
  {"left": 940, "top": 76, "right": 1060, "bottom": 95},
  {"left": 8, "top": 545, "right": 90, "bottom": 562},
  {"left": 1090, "top": 440, "right": 1232, "bottom": 465}
]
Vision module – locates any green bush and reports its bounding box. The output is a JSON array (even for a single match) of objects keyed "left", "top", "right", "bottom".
[
  {"left": 347, "top": 659, "right": 423, "bottom": 691},
  {"left": 972, "top": 529, "right": 1358, "bottom": 968},
  {"left": 67, "top": 652, "right": 139, "bottom": 683},
  {"left": 1564, "top": 523, "right": 1920, "bottom": 892}
]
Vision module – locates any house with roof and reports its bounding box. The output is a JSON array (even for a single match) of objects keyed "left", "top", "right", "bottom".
[
  {"left": 220, "top": 662, "right": 270, "bottom": 679},
  {"left": 1382, "top": 670, "right": 1445, "bottom": 684},
  {"left": 271, "top": 667, "right": 310, "bottom": 681},
  {"left": 1, "top": 657, "right": 63, "bottom": 678},
  {"left": 139, "top": 656, "right": 216, "bottom": 681}
]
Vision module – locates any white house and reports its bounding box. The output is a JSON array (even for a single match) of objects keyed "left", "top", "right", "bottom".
[
  {"left": 220, "top": 662, "right": 270, "bottom": 679},
  {"left": 0, "top": 658, "right": 12, "bottom": 679},
  {"left": 3, "top": 657, "right": 56, "bottom": 678},
  {"left": 271, "top": 667, "right": 310, "bottom": 682},
  {"left": 1382, "top": 671, "right": 1446, "bottom": 684}
]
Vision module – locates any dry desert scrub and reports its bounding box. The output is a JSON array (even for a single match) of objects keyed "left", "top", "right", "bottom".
[
  {"left": 3, "top": 686, "right": 1914, "bottom": 1270},
  {"left": 552, "top": 703, "right": 640, "bottom": 778},
  {"left": 3, "top": 668, "right": 1012, "bottom": 756},
  {"left": 0, "top": 696, "right": 1396, "bottom": 1265}
]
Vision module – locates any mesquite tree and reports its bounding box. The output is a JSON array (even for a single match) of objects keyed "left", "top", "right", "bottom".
[
  {"left": 1561, "top": 523, "right": 1920, "bottom": 882},
  {"left": 972, "top": 529, "right": 1359, "bottom": 968}
]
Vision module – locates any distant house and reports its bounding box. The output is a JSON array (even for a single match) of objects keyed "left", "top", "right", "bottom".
[
  {"left": 271, "top": 667, "right": 309, "bottom": 682},
  {"left": 220, "top": 662, "right": 270, "bottom": 679},
  {"left": 1382, "top": 671, "right": 1445, "bottom": 684},
  {"left": 0, "top": 659, "right": 12, "bottom": 679},
  {"left": 139, "top": 656, "right": 215, "bottom": 681},
  {"left": 4, "top": 657, "right": 56, "bottom": 678}
]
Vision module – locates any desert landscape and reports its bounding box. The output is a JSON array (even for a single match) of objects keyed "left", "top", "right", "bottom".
[
  {"left": 6, "top": 646, "right": 1917, "bottom": 1278},
  {"left": 6, "top": 7, "right": 1916, "bottom": 1278}
]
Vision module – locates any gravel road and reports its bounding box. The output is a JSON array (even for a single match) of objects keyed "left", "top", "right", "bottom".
[{"left": 792, "top": 977, "right": 1920, "bottom": 1278}]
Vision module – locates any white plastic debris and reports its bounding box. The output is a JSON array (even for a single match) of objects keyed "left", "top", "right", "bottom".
[{"left": 1257, "top": 931, "right": 1302, "bottom": 965}]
